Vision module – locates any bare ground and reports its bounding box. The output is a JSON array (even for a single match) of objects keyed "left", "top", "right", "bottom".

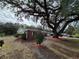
[
  {"left": 0, "top": 36, "right": 73, "bottom": 59},
  {"left": 0, "top": 36, "right": 36, "bottom": 59},
  {"left": 0, "top": 36, "right": 60, "bottom": 59},
  {"left": 43, "top": 36, "right": 79, "bottom": 59}
]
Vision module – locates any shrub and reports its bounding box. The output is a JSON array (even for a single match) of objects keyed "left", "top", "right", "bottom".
[
  {"left": 0, "top": 33, "right": 5, "bottom": 37},
  {"left": 36, "top": 33, "right": 44, "bottom": 44},
  {"left": 14, "top": 34, "right": 20, "bottom": 37},
  {"left": 14, "top": 33, "right": 26, "bottom": 40},
  {"left": 0, "top": 40, "right": 4, "bottom": 47},
  {"left": 21, "top": 33, "right": 26, "bottom": 40}
]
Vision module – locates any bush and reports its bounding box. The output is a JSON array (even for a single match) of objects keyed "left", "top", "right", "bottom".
[
  {"left": 21, "top": 33, "right": 26, "bottom": 40},
  {"left": 36, "top": 33, "right": 44, "bottom": 44},
  {"left": 73, "top": 34, "right": 79, "bottom": 38},
  {"left": 0, "top": 40, "right": 4, "bottom": 47},
  {"left": 0, "top": 33, "right": 5, "bottom": 37},
  {"left": 14, "top": 34, "right": 20, "bottom": 37},
  {"left": 14, "top": 33, "right": 26, "bottom": 40}
]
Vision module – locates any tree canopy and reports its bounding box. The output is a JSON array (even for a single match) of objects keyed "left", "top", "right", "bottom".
[
  {"left": 0, "top": 22, "right": 19, "bottom": 35},
  {"left": 0, "top": 0, "right": 79, "bottom": 36}
]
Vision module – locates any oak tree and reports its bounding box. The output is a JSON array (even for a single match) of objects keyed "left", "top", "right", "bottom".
[{"left": 0, "top": 0, "right": 79, "bottom": 38}]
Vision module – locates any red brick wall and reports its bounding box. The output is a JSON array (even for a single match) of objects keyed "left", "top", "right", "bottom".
[{"left": 26, "top": 30, "right": 34, "bottom": 41}]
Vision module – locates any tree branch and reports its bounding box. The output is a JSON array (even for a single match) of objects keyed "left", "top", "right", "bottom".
[
  {"left": 4, "top": 0, "right": 48, "bottom": 17},
  {"left": 46, "top": 20, "right": 54, "bottom": 29},
  {"left": 57, "top": 13, "right": 79, "bottom": 25},
  {"left": 58, "top": 16, "right": 79, "bottom": 34},
  {"left": 35, "top": 0, "right": 45, "bottom": 9}
]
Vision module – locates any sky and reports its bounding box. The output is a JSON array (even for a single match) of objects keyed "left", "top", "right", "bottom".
[{"left": 0, "top": 8, "right": 41, "bottom": 27}]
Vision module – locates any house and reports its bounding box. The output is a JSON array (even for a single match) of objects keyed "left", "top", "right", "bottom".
[
  {"left": 25, "top": 29, "right": 47, "bottom": 41},
  {"left": 17, "top": 27, "right": 47, "bottom": 41}
]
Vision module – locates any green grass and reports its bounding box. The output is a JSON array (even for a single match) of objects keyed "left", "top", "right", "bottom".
[
  {"left": 63, "top": 38, "right": 79, "bottom": 44},
  {"left": 73, "top": 34, "right": 79, "bottom": 38}
]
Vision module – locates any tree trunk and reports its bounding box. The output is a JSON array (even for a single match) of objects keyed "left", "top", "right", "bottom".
[{"left": 53, "top": 34, "right": 59, "bottom": 38}]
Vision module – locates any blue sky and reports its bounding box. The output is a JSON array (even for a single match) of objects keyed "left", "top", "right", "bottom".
[
  {"left": 0, "top": 8, "right": 41, "bottom": 27},
  {"left": 0, "top": 8, "right": 17, "bottom": 23}
]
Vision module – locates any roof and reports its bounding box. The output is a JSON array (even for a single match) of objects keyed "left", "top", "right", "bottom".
[
  {"left": 25, "top": 29, "right": 48, "bottom": 33},
  {"left": 25, "top": 29, "right": 42, "bottom": 31}
]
